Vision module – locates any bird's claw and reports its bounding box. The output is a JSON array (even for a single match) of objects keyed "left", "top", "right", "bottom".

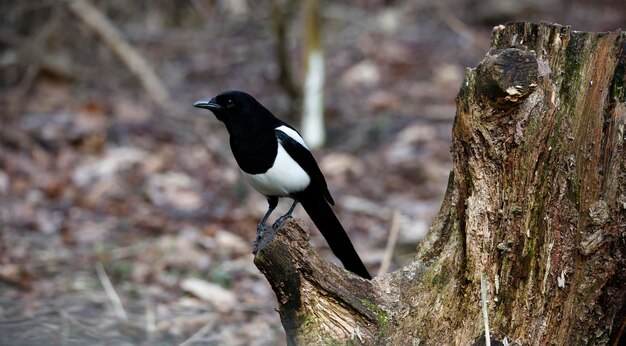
[
  {"left": 253, "top": 223, "right": 267, "bottom": 253},
  {"left": 271, "top": 215, "right": 292, "bottom": 231},
  {"left": 253, "top": 216, "right": 292, "bottom": 253}
]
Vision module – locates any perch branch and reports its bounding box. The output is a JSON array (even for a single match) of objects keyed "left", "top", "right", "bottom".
[{"left": 253, "top": 219, "right": 386, "bottom": 345}]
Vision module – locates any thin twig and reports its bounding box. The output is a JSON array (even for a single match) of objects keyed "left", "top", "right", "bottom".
[
  {"left": 66, "top": 0, "right": 170, "bottom": 108},
  {"left": 145, "top": 303, "right": 156, "bottom": 340},
  {"left": 95, "top": 262, "right": 128, "bottom": 321},
  {"left": 178, "top": 317, "right": 216, "bottom": 346},
  {"left": 481, "top": 273, "right": 491, "bottom": 346},
  {"left": 377, "top": 210, "right": 401, "bottom": 276}
]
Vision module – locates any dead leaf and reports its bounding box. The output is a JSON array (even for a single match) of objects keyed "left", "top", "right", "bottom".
[{"left": 180, "top": 278, "right": 236, "bottom": 311}]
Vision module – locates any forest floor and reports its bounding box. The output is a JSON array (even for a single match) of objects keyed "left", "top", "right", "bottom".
[{"left": 1, "top": 1, "right": 622, "bottom": 345}]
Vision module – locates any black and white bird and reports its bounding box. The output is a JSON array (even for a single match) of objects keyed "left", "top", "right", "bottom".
[{"left": 194, "top": 90, "right": 371, "bottom": 279}]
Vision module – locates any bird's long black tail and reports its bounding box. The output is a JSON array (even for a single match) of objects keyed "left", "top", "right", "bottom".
[{"left": 298, "top": 190, "right": 371, "bottom": 279}]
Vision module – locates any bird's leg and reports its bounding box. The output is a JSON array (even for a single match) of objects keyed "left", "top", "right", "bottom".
[
  {"left": 256, "top": 197, "right": 278, "bottom": 243},
  {"left": 271, "top": 199, "right": 299, "bottom": 230}
]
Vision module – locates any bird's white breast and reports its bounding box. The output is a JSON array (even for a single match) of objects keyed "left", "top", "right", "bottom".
[{"left": 241, "top": 142, "right": 310, "bottom": 197}]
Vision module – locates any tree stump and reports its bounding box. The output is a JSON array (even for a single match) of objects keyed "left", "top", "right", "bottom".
[{"left": 253, "top": 22, "right": 626, "bottom": 345}]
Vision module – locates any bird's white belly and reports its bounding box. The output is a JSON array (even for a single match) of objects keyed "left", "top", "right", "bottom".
[{"left": 241, "top": 144, "right": 310, "bottom": 197}]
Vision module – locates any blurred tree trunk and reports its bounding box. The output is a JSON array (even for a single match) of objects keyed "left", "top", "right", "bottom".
[
  {"left": 271, "top": 0, "right": 300, "bottom": 103},
  {"left": 254, "top": 22, "right": 626, "bottom": 345}
]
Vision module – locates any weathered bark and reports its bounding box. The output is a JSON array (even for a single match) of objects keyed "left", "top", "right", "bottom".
[{"left": 254, "top": 22, "right": 626, "bottom": 345}]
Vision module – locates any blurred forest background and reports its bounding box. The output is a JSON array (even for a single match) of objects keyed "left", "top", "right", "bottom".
[{"left": 1, "top": 0, "right": 625, "bottom": 345}]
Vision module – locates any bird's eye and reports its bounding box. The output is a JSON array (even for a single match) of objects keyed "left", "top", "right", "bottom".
[{"left": 226, "top": 99, "right": 234, "bottom": 108}]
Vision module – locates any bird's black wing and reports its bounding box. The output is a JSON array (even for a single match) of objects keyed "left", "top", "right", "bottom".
[
  {"left": 274, "top": 128, "right": 334, "bottom": 205},
  {"left": 275, "top": 127, "right": 371, "bottom": 279}
]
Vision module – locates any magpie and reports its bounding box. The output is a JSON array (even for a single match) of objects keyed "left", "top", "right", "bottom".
[{"left": 194, "top": 90, "right": 371, "bottom": 279}]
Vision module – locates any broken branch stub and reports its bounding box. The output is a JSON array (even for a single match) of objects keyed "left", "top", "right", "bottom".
[{"left": 475, "top": 47, "right": 539, "bottom": 105}]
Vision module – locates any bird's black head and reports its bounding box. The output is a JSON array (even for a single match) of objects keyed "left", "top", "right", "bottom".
[{"left": 193, "top": 90, "right": 258, "bottom": 123}]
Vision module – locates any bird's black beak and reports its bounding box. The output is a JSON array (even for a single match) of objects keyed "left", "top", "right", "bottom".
[{"left": 193, "top": 98, "right": 222, "bottom": 111}]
